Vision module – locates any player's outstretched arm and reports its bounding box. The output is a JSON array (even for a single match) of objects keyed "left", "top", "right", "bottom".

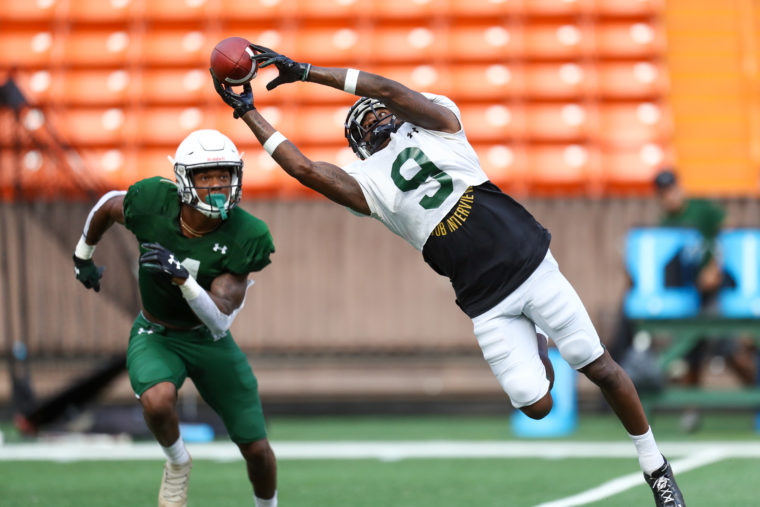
[
  {"left": 211, "top": 71, "right": 370, "bottom": 215},
  {"left": 251, "top": 45, "right": 459, "bottom": 134},
  {"left": 72, "top": 190, "right": 126, "bottom": 292}
]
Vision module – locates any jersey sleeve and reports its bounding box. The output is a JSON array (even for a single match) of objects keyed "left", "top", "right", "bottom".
[{"left": 226, "top": 214, "right": 275, "bottom": 274}]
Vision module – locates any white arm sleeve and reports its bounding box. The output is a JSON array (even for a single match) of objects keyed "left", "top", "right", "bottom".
[
  {"left": 179, "top": 276, "right": 254, "bottom": 341},
  {"left": 83, "top": 190, "right": 127, "bottom": 236}
]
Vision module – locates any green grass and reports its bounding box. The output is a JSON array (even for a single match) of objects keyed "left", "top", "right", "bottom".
[{"left": 1, "top": 412, "right": 759, "bottom": 506}]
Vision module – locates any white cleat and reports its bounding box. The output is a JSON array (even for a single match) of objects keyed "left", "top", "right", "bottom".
[{"left": 158, "top": 457, "right": 192, "bottom": 507}]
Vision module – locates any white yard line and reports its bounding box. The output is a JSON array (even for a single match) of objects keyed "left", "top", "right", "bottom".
[
  {"left": 1, "top": 440, "right": 760, "bottom": 462},
  {"left": 533, "top": 449, "right": 729, "bottom": 507}
]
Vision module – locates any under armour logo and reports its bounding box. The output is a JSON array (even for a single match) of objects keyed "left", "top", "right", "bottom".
[
  {"left": 213, "top": 243, "right": 228, "bottom": 255},
  {"left": 407, "top": 127, "right": 419, "bottom": 139},
  {"left": 137, "top": 327, "right": 154, "bottom": 335},
  {"left": 168, "top": 254, "right": 183, "bottom": 270},
  {"left": 74, "top": 267, "right": 80, "bottom": 275}
]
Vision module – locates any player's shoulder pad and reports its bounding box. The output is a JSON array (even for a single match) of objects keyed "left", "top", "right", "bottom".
[{"left": 124, "top": 176, "right": 178, "bottom": 217}]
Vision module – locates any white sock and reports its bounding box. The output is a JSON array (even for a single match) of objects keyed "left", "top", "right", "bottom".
[
  {"left": 629, "top": 426, "right": 665, "bottom": 474},
  {"left": 161, "top": 437, "right": 190, "bottom": 465},
  {"left": 254, "top": 490, "right": 278, "bottom": 507}
]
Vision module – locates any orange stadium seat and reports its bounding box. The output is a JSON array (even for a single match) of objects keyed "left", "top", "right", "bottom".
[
  {"left": 141, "top": 0, "right": 220, "bottom": 22},
  {"left": 137, "top": 68, "right": 216, "bottom": 105},
  {"left": 521, "top": 0, "right": 592, "bottom": 17},
  {"left": 11, "top": 69, "right": 58, "bottom": 107},
  {"left": 287, "top": 105, "right": 352, "bottom": 146},
  {"left": 134, "top": 107, "right": 209, "bottom": 146},
  {"left": 369, "top": 25, "right": 444, "bottom": 63},
  {"left": 139, "top": 28, "right": 217, "bottom": 67},
  {"left": 446, "top": 0, "right": 516, "bottom": 17},
  {"left": 50, "top": 69, "right": 134, "bottom": 106},
  {"left": 594, "top": 21, "right": 665, "bottom": 59},
  {"left": 0, "top": 1, "right": 60, "bottom": 22},
  {"left": 0, "top": 29, "right": 57, "bottom": 68},
  {"left": 375, "top": 65, "right": 455, "bottom": 98},
  {"left": 594, "top": 0, "right": 663, "bottom": 17},
  {"left": 523, "top": 62, "right": 591, "bottom": 99},
  {"left": 601, "top": 144, "right": 674, "bottom": 193},
  {"left": 50, "top": 107, "right": 133, "bottom": 146},
  {"left": 293, "top": 24, "right": 369, "bottom": 65},
  {"left": 523, "top": 22, "right": 592, "bottom": 60},
  {"left": 76, "top": 148, "right": 139, "bottom": 190},
  {"left": 459, "top": 104, "right": 525, "bottom": 143},
  {"left": 217, "top": 0, "right": 298, "bottom": 21},
  {"left": 525, "top": 143, "right": 602, "bottom": 194},
  {"left": 295, "top": 0, "right": 363, "bottom": 19},
  {"left": 594, "top": 102, "right": 672, "bottom": 146},
  {"left": 471, "top": 143, "right": 529, "bottom": 192},
  {"left": 60, "top": 29, "right": 134, "bottom": 67},
  {"left": 596, "top": 61, "right": 668, "bottom": 99},
  {"left": 447, "top": 22, "right": 523, "bottom": 61},
  {"left": 525, "top": 103, "right": 590, "bottom": 142},
  {"left": 62, "top": 0, "right": 136, "bottom": 22},
  {"left": 448, "top": 64, "right": 523, "bottom": 101},
  {"left": 368, "top": 0, "right": 439, "bottom": 19}
]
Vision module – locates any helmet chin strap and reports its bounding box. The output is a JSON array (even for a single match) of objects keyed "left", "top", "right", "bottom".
[{"left": 206, "top": 193, "right": 229, "bottom": 220}]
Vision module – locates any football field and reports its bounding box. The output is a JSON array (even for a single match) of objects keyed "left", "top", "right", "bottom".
[{"left": 1, "top": 413, "right": 759, "bottom": 506}]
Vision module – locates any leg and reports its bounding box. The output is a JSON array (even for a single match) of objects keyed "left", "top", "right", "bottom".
[
  {"left": 238, "top": 438, "right": 278, "bottom": 503},
  {"left": 140, "top": 381, "right": 181, "bottom": 446}
]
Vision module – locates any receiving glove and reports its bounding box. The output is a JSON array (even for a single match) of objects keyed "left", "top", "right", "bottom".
[
  {"left": 211, "top": 70, "right": 255, "bottom": 119},
  {"left": 139, "top": 242, "right": 189, "bottom": 282},
  {"left": 250, "top": 44, "right": 311, "bottom": 91},
  {"left": 73, "top": 255, "right": 105, "bottom": 292}
]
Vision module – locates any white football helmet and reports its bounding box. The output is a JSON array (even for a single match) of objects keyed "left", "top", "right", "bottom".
[{"left": 169, "top": 129, "right": 243, "bottom": 220}]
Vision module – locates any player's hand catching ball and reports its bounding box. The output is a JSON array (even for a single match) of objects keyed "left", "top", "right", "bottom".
[
  {"left": 250, "top": 44, "right": 311, "bottom": 91},
  {"left": 73, "top": 255, "right": 105, "bottom": 292},
  {"left": 211, "top": 70, "right": 255, "bottom": 119},
  {"left": 139, "top": 242, "right": 189, "bottom": 284}
]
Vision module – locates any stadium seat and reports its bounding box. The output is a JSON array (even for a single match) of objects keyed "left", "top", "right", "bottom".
[
  {"left": 0, "top": 29, "right": 57, "bottom": 68},
  {"left": 375, "top": 65, "right": 455, "bottom": 99},
  {"left": 448, "top": 64, "right": 522, "bottom": 101},
  {"left": 51, "top": 107, "right": 132, "bottom": 146},
  {"left": 523, "top": 22, "right": 592, "bottom": 60},
  {"left": 368, "top": 0, "right": 439, "bottom": 20},
  {"left": 594, "top": 102, "right": 672, "bottom": 146},
  {"left": 369, "top": 25, "right": 443, "bottom": 63},
  {"left": 594, "top": 0, "right": 663, "bottom": 17},
  {"left": 524, "top": 63, "right": 591, "bottom": 99},
  {"left": 217, "top": 0, "right": 297, "bottom": 20},
  {"left": 61, "top": 30, "right": 133, "bottom": 67},
  {"left": 447, "top": 23, "right": 523, "bottom": 61},
  {"left": 61, "top": 0, "right": 135, "bottom": 22},
  {"left": 134, "top": 107, "right": 208, "bottom": 146},
  {"left": 294, "top": 0, "right": 363, "bottom": 19},
  {"left": 0, "top": 1, "right": 60, "bottom": 22},
  {"left": 137, "top": 69, "right": 216, "bottom": 106},
  {"left": 718, "top": 230, "right": 760, "bottom": 318},
  {"left": 287, "top": 105, "right": 352, "bottom": 146},
  {"left": 51, "top": 70, "right": 134, "bottom": 106},
  {"left": 525, "top": 103, "right": 590, "bottom": 142},
  {"left": 12, "top": 70, "right": 58, "bottom": 106},
  {"left": 446, "top": 0, "right": 515, "bottom": 17},
  {"left": 524, "top": 144, "right": 600, "bottom": 193},
  {"left": 141, "top": 0, "right": 219, "bottom": 22},
  {"left": 596, "top": 61, "right": 668, "bottom": 100},
  {"left": 458, "top": 104, "right": 524, "bottom": 143},
  {"left": 595, "top": 21, "right": 665, "bottom": 59},
  {"left": 600, "top": 144, "right": 674, "bottom": 193},
  {"left": 139, "top": 28, "right": 216, "bottom": 67},
  {"left": 522, "top": 0, "right": 591, "bottom": 17},
  {"left": 623, "top": 227, "right": 702, "bottom": 319},
  {"left": 294, "top": 24, "right": 368, "bottom": 65},
  {"left": 472, "top": 143, "right": 528, "bottom": 192}
]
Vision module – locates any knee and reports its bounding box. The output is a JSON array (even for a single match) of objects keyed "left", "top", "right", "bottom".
[
  {"left": 140, "top": 382, "right": 177, "bottom": 419},
  {"left": 239, "top": 439, "right": 275, "bottom": 467},
  {"left": 580, "top": 351, "right": 622, "bottom": 388},
  {"left": 519, "top": 392, "right": 553, "bottom": 420}
]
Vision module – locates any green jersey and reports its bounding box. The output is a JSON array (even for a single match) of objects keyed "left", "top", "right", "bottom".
[
  {"left": 659, "top": 198, "right": 724, "bottom": 268},
  {"left": 123, "top": 177, "right": 274, "bottom": 328}
]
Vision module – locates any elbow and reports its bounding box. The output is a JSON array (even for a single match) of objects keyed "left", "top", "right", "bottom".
[{"left": 290, "top": 160, "right": 319, "bottom": 184}]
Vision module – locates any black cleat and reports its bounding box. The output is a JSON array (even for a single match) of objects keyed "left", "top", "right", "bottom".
[{"left": 644, "top": 458, "right": 686, "bottom": 506}]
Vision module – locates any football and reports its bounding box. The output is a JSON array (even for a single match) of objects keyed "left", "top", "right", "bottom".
[{"left": 210, "top": 36, "right": 259, "bottom": 85}]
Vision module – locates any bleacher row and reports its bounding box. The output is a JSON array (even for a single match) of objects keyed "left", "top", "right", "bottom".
[{"left": 0, "top": 0, "right": 671, "bottom": 198}]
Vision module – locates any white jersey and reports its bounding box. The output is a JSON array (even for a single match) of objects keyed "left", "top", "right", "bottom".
[{"left": 342, "top": 93, "right": 489, "bottom": 251}]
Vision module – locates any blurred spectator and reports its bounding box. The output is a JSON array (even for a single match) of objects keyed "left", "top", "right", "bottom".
[{"left": 615, "top": 168, "right": 756, "bottom": 432}]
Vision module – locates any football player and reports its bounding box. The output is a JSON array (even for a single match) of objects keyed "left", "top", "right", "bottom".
[
  {"left": 72, "top": 129, "right": 278, "bottom": 507},
  {"left": 211, "top": 46, "right": 686, "bottom": 506}
]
